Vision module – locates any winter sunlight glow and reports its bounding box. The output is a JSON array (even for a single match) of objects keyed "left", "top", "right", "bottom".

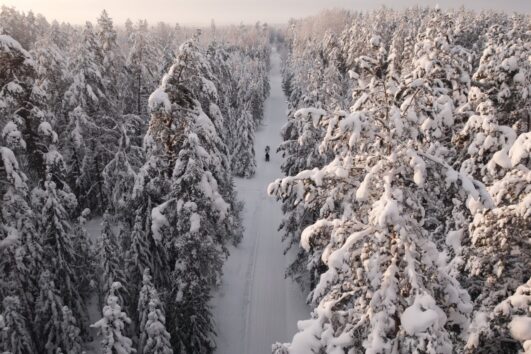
[{"left": 0, "top": 0, "right": 529, "bottom": 24}]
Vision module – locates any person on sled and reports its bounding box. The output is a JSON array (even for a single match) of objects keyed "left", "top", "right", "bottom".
[{"left": 265, "top": 145, "right": 270, "bottom": 162}]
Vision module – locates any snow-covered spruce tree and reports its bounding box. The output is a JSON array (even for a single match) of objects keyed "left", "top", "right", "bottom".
[
  {"left": 206, "top": 42, "right": 234, "bottom": 143},
  {"left": 0, "top": 145, "right": 42, "bottom": 318},
  {"left": 137, "top": 269, "right": 173, "bottom": 354},
  {"left": 34, "top": 270, "right": 82, "bottom": 353},
  {"left": 0, "top": 296, "right": 36, "bottom": 354},
  {"left": 143, "top": 299, "right": 173, "bottom": 354},
  {"left": 71, "top": 207, "right": 96, "bottom": 304},
  {"left": 96, "top": 10, "right": 126, "bottom": 110},
  {"left": 137, "top": 268, "right": 158, "bottom": 352},
  {"left": 91, "top": 282, "right": 136, "bottom": 354},
  {"left": 126, "top": 19, "right": 160, "bottom": 118},
  {"left": 32, "top": 178, "right": 88, "bottom": 331},
  {"left": 30, "top": 29, "right": 69, "bottom": 127},
  {"left": 0, "top": 33, "right": 55, "bottom": 184},
  {"left": 126, "top": 212, "right": 156, "bottom": 318},
  {"left": 97, "top": 212, "right": 129, "bottom": 309},
  {"left": 59, "top": 305, "right": 84, "bottom": 354},
  {"left": 270, "top": 34, "right": 494, "bottom": 353},
  {"left": 231, "top": 104, "right": 256, "bottom": 177},
  {"left": 62, "top": 22, "right": 108, "bottom": 120},
  {"left": 130, "top": 142, "right": 171, "bottom": 289},
  {"left": 102, "top": 126, "right": 139, "bottom": 250},
  {"left": 62, "top": 22, "right": 119, "bottom": 212}
]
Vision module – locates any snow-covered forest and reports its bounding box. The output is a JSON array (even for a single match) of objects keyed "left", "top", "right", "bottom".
[
  {"left": 0, "top": 6, "right": 270, "bottom": 354},
  {"left": 270, "top": 7, "right": 530, "bottom": 354},
  {"left": 0, "top": 3, "right": 530, "bottom": 354}
]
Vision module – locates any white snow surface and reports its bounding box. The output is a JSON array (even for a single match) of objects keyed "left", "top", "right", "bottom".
[{"left": 211, "top": 48, "right": 309, "bottom": 354}]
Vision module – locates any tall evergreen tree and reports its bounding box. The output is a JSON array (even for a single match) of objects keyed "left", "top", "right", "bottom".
[
  {"left": 91, "top": 282, "right": 135, "bottom": 354},
  {"left": 0, "top": 296, "right": 36, "bottom": 354}
]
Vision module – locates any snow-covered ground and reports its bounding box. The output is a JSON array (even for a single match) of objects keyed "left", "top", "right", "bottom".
[{"left": 212, "top": 48, "right": 310, "bottom": 354}]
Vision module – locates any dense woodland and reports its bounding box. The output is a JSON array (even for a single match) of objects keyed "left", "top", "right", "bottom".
[
  {"left": 0, "top": 4, "right": 530, "bottom": 354},
  {"left": 270, "top": 7, "right": 530, "bottom": 354},
  {"left": 0, "top": 6, "right": 270, "bottom": 353}
]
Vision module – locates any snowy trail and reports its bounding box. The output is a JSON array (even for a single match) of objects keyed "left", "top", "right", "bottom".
[{"left": 212, "top": 48, "right": 309, "bottom": 354}]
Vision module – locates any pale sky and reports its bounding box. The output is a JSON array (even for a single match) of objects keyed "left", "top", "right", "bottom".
[{"left": 1, "top": 0, "right": 529, "bottom": 26}]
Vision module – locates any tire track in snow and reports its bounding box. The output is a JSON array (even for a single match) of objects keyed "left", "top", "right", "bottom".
[{"left": 212, "top": 47, "right": 309, "bottom": 354}]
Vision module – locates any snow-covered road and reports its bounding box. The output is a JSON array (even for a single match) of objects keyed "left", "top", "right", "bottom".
[{"left": 212, "top": 48, "right": 309, "bottom": 354}]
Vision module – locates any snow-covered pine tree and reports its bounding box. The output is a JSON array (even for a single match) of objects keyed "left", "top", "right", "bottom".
[
  {"left": 157, "top": 131, "right": 225, "bottom": 353},
  {"left": 472, "top": 20, "right": 530, "bottom": 131},
  {"left": 466, "top": 278, "right": 531, "bottom": 353},
  {"left": 270, "top": 33, "right": 492, "bottom": 353},
  {"left": 91, "top": 282, "right": 136, "bottom": 354},
  {"left": 455, "top": 103, "right": 531, "bottom": 352},
  {"left": 145, "top": 35, "right": 235, "bottom": 251}
]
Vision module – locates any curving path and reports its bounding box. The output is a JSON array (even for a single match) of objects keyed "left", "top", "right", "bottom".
[{"left": 211, "top": 47, "right": 309, "bottom": 354}]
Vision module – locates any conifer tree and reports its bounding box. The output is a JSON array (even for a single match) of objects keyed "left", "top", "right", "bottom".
[
  {"left": 137, "top": 269, "right": 172, "bottom": 354},
  {"left": 35, "top": 178, "right": 87, "bottom": 330},
  {"left": 0, "top": 145, "right": 41, "bottom": 314},
  {"left": 34, "top": 270, "right": 83, "bottom": 353},
  {"left": 97, "top": 212, "right": 129, "bottom": 308},
  {"left": 0, "top": 296, "right": 36, "bottom": 354},
  {"left": 91, "top": 282, "right": 136, "bottom": 354},
  {"left": 231, "top": 105, "right": 256, "bottom": 177}
]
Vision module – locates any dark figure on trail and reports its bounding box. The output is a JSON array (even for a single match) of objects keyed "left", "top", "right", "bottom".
[{"left": 265, "top": 145, "right": 270, "bottom": 162}]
